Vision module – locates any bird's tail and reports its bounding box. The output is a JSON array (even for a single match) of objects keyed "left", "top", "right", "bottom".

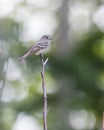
[{"left": 18, "top": 51, "right": 30, "bottom": 62}]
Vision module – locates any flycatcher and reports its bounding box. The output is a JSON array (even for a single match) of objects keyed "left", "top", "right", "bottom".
[{"left": 18, "top": 35, "right": 52, "bottom": 61}]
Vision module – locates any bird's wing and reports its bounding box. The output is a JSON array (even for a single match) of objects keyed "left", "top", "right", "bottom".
[
  {"left": 30, "top": 40, "right": 48, "bottom": 54},
  {"left": 35, "top": 40, "right": 48, "bottom": 47}
]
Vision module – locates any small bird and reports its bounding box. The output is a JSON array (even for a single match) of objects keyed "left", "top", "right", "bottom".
[{"left": 18, "top": 35, "right": 52, "bottom": 61}]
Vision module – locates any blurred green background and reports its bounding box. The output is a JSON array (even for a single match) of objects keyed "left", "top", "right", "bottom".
[{"left": 0, "top": 0, "right": 104, "bottom": 130}]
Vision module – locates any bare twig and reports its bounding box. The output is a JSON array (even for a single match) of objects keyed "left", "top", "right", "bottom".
[
  {"left": 40, "top": 54, "right": 48, "bottom": 130},
  {"left": 103, "top": 112, "right": 104, "bottom": 130}
]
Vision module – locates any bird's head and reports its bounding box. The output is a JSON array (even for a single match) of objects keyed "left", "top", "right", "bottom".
[{"left": 41, "top": 35, "right": 52, "bottom": 41}]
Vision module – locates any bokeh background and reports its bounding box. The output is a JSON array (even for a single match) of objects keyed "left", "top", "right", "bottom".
[{"left": 0, "top": 0, "right": 104, "bottom": 130}]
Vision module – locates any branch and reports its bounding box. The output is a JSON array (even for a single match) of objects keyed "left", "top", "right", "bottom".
[
  {"left": 40, "top": 54, "right": 48, "bottom": 130},
  {"left": 103, "top": 112, "right": 104, "bottom": 130}
]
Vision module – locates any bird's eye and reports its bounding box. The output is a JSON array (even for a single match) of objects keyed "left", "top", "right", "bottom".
[{"left": 46, "top": 36, "right": 48, "bottom": 39}]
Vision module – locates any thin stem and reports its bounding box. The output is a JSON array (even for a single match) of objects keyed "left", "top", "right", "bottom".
[
  {"left": 40, "top": 54, "right": 48, "bottom": 130},
  {"left": 103, "top": 112, "right": 104, "bottom": 130}
]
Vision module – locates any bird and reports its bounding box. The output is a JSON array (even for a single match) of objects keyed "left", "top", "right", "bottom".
[{"left": 18, "top": 35, "right": 52, "bottom": 61}]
